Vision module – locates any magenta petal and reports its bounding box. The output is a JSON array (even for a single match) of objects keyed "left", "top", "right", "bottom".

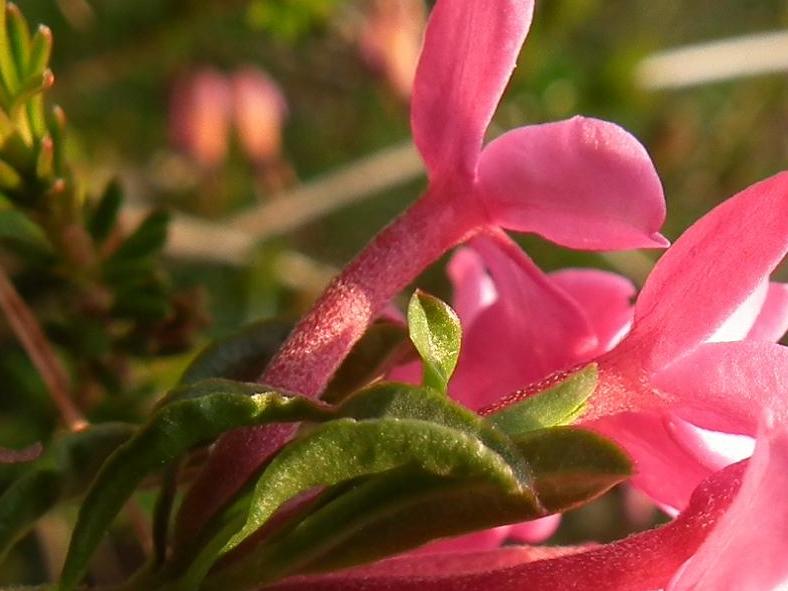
[
  {"left": 411, "top": 527, "right": 511, "bottom": 555},
  {"left": 549, "top": 269, "right": 636, "bottom": 352},
  {"left": 654, "top": 341, "right": 788, "bottom": 435},
  {"left": 668, "top": 418, "right": 788, "bottom": 591},
  {"left": 411, "top": 0, "right": 534, "bottom": 178},
  {"left": 747, "top": 282, "right": 788, "bottom": 342},
  {"left": 592, "top": 412, "right": 712, "bottom": 513},
  {"left": 621, "top": 172, "right": 788, "bottom": 372},
  {"left": 448, "top": 231, "right": 597, "bottom": 409},
  {"left": 507, "top": 514, "right": 561, "bottom": 543},
  {"left": 447, "top": 247, "right": 498, "bottom": 329},
  {"left": 707, "top": 280, "right": 768, "bottom": 342},
  {"left": 268, "top": 464, "right": 745, "bottom": 591},
  {"left": 477, "top": 117, "right": 667, "bottom": 250}
]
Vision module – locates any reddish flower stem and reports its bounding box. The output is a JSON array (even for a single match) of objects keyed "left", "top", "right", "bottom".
[{"left": 178, "top": 183, "right": 485, "bottom": 542}]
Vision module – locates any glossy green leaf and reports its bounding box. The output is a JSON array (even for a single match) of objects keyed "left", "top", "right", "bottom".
[
  {"left": 488, "top": 363, "right": 599, "bottom": 436},
  {"left": 322, "top": 320, "right": 412, "bottom": 403},
  {"left": 0, "top": 423, "right": 134, "bottom": 565},
  {"left": 109, "top": 208, "right": 169, "bottom": 262},
  {"left": 58, "top": 382, "right": 334, "bottom": 591},
  {"left": 406, "top": 290, "right": 461, "bottom": 392},
  {"left": 180, "top": 319, "right": 292, "bottom": 385},
  {"left": 223, "top": 416, "right": 526, "bottom": 554},
  {"left": 88, "top": 180, "right": 123, "bottom": 244}
]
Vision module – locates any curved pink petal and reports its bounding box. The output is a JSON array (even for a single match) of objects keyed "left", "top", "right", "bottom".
[
  {"left": 411, "top": 0, "right": 534, "bottom": 178},
  {"left": 549, "top": 269, "right": 636, "bottom": 352},
  {"left": 653, "top": 341, "right": 788, "bottom": 436},
  {"left": 411, "top": 527, "right": 511, "bottom": 555},
  {"left": 592, "top": 412, "right": 712, "bottom": 513},
  {"left": 668, "top": 417, "right": 788, "bottom": 591},
  {"left": 668, "top": 418, "right": 754, "bottom": 473},
  {"left": 268, "top": 463, "right": 745, "bottom": 591},
  {"left": 747, "top": 282, "right": 788, "bottom": 342},
  {"left": 707, "top": 280, "right": 768, "bottom": 342},
  {"left": 447, "top": 247, "right": 498, "bottom": 329},
  {"left": 477, "top": 117, "right": 668, "bottom": 250},
  {"left": 448, "top": 231, "right": 597, "bottom": 410},
  {"left": 620, "top": 172, "right": 788, "bottom": 372},
  {"left": 507, "top": 514, "right": 561, "bottom": 543}
]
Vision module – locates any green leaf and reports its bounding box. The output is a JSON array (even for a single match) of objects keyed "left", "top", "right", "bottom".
[
  {"left": 58, "top": 382, "right": 334, "bottom": 591},
  {"left": 206, "top": 426, "right": 631, "bottom": 588},
  {"left": 0, "top": 2, "right": 21, "bottom": 96},
  {"left": 6, "top": 3, "right": 29, "bottom": 78},
  {"left": 488, "top": 364, "right": 599, "bottom": 436},
  {"left": 222, "top": 417, "right": 528, "bottom": 553},
  {"left": 109, "top": 208, "right": 170, "bottom": 262},
  {"left": 88, "top": 180, "right": 123, "bottom": 244},
  {"left": 339, "top": 383, "right": 533, "bottom": 488},
  {"left": 513, "top": 426, "right": 632, "bottom": 512},
  {"left": 406, "top": 290, "right": 461, "bottom": 393},
  {"left": 0, "top": 424, "right": 134, "bottom": 565},
  {"left": 26, "top": 25, "right": 51, "bottom": 78},
  {"left": 0, "top": 207, "right": 51, "bottom": 253},
  {"left": 180, "top": 319, "right": 292, "bottom": 385},
  {"left": 322, "top": 320, "right": 412, "bottom": 403}
]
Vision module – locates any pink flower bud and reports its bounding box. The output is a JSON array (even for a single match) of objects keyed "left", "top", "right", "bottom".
[
  {"left": 169, "top": 68, "right": 232, "bottom": 168},
  {"left": 231, "top": 66, "right": 287, "bottom": 165},
  {"left": 359, "top": 0, "right": 426, "bottom": 100}
]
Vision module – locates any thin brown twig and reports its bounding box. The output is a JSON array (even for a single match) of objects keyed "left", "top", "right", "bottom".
[{"left": 0, "top": 266, "right": 88, "bottom": 431}]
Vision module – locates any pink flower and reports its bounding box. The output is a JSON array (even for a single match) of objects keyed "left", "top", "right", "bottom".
[
  {"left": 181, "top": 0, "right": 668, "bottom": 540},
  {"left": 169, "top": 68, "right": 232, "bottom": 167},
  {"left": 359, "top": 0, "right": 426, "bottom": 100},
  {"left": 230, "top": 66, "right": 288, "bottom": 165},
  {"left": 256, "top": 169, "right": 788, "bottom": 591}
]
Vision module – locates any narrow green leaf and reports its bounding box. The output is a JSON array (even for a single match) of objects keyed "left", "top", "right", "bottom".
[
  {"left": 224, "top": 417, "right": 525, "bottom": 554},
  {"left": 26, "top": 24, "right": 51, "bottom": 77},
  {"left": 488, "top": 363, "right": 599, "bottom": 436},
  {"left": 109, "top": 208, "right": 170, "bottom": 262},
  {"left": 207, "top": 427, "right": 631, "bottom": 588},
  {"left": 6, "top": 3, "right": 30, "bottom": 78},
  {"left": 0, "top": 1, "right": 20, "bottom": 95},
  {"left": 180, "top": 319, "right": 292, "bottom": 385},
  {"left": 322, "top": 320, "right": 412, "bottom": 403},
  {"left": 406, "top": 290, "right": 461, "bottom": 392},
  {"left": 339, "top": 382, "right": 533, "bottom": 488},
  {"left": 34, "top": 135, "right": 53, "bottom": 179},
  {"left": 513, "top": 426, "right": 632, "bottom": 512},
  {"left": 0, "top": 208, "right": 52, "bottom": 253},
  {"left": 58, "top": 382, "right": 334, "bottom": 591},
  {"left": 0, "top": 424, "right": 134, "bottom": 565},
  {"left": 87, "top": 180, "right": 123, "bottom": 244}
]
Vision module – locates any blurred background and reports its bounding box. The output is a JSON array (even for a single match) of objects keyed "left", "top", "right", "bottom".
[{"left": 1, "top": 0, "right": 787, "bottom": 584}]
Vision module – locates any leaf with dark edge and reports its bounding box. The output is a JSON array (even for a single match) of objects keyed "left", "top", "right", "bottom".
[
  {"left": 488, "top": 364, "right": 598, "bottom": 436},
  {"left": 88, "top": 179, "right": 123, "bottom": 244},
  {"left": 407, "top": 290, "right": 461, "bottom": 393},
  {"left": 108, "top": 208, "right": 170, "bottom": 263},
  {"left": 322, "top": 320, "right": 413, "bottom": 404},
  {"left": 0, "top": 424, "right": 134, "bottom": 565},
  {"left": 222, "top": 417, "right": 527, "bottom": 555},
  {"left": 57, "top": 382, "right": 334, "bottom": 591},
  {"left": 206, "top": 427, "right": 630, "bottom": 590},
  {"left": 180, "top": 319, "right": 293, "bottom": 385}
]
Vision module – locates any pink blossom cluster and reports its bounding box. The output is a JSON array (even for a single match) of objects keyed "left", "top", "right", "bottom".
[{"left": 182, "top": 1, "right": 788, "bottom": 588}]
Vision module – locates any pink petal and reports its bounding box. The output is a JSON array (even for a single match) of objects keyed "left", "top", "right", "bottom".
[
  {"left": 549, "top": 269, "right": 636, "bottom": 352},
  {"left": 653, "top": 341, "right": 788, "bottom": 436},
  {"left": 411, "top": 527, "right": 511, "bottom": 555},
  {"left": 668, "top": 417, "right": 788, "bottom": 591},
  {"left": 448, "top": 231, "right": 597, "bottom": 410},
  {"left": 592, "top": 412, "right": 712, "bottom": 513},
  {"left": 667, "top": 417, "right": 754, "bottom": 472},
  {"left": 447, "top": 247, "right": 498, "bottom": 328},
  {"left": 620, "top": 172, "right": 788, "bottom": 372},
  {"left": 707, "top": 280, "right": 768, "bottom": 342},
  {"left": 268, "top": 463, "right": 745, "bottom": 591},
  {"left": 747, "top": 282, "right": 788, "bottom": 342},
  {"left": 477, "top": 117, "right": 668, "bottom": 250},
  {"left": 411, "top": 0, "right": 534, "bottom": 178},
  {"left": 507, "top": 514, "right": 561, "bottom": 543}
]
